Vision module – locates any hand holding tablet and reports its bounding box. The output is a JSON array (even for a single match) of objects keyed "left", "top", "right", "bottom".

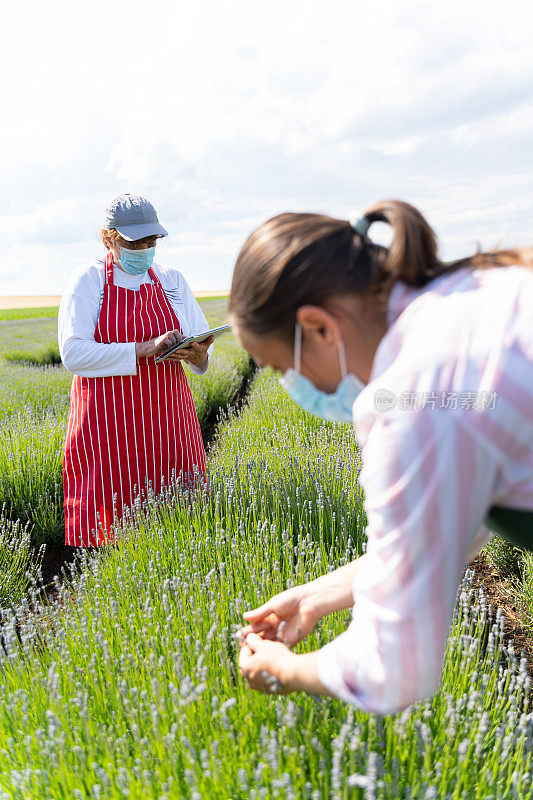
[{"left": 155, "top": 324, "right": 231, "bottom": 364}]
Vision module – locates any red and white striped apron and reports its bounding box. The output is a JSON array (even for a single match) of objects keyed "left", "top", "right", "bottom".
[{"left": 63, "top": 252, "right": 206, "bottom": 546}]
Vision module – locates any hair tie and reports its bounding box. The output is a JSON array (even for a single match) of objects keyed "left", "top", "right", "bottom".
[{"left": 349, "top": 216, "right": 371, "bottom": 238}]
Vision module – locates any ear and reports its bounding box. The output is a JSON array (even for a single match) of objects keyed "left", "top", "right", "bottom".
[{"left": 296, "top": 305, "right": 341, "bottom": 348}]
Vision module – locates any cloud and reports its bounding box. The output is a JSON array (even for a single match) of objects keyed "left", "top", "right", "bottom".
[{"left": 0, "top": 0, "right": 532, "bottom": 294}]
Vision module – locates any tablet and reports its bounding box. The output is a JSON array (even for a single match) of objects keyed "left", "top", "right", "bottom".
[{"left": 155, "top": 324, "right": 231, "bottom": 363}]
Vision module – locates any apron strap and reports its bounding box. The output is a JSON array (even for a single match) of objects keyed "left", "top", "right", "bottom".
[
  {"left": 148, "top": 267, "right": 180, "bottom": 330},
  {"left": 104, "top": 251, "right": 115, "bottom": 285},
  {"left": 148, "top": 266, "right": 161, "bottom": 286}
]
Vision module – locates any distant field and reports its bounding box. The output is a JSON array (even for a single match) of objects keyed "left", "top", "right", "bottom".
[
  {"left": 194, "top": 290, "right": 230, "bottom": 297},
  {"left": 0, "top": 291, "right": 229, "bottom": 320},
  {"left": 0, "top": 296, "right": 229, "bottom": 364},
  {"left": 0, "top": 307, "right": 59, "bottom": 321}
]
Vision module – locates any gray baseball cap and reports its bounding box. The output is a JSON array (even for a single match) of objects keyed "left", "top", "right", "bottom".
[{"left": 104, "top": 193, "right": 168, "bottom": 241}]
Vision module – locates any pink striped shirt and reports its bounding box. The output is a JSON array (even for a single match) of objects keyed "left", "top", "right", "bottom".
[{"left": 316, "top": 265, "right": 533, "bottom": 714}]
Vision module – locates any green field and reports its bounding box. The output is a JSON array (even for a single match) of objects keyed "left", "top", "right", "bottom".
[
  {"left": 0, "top": 317, "right": 60, "bottom": 362},
  {"left": 0, "top": 306, "right": 60, "bottom": 321},
  {"left": 0, "top": 303, "right": 530, "bottom": 798},
  {"left": 0, "top": 295, "right": 227, "bottom": 323}
]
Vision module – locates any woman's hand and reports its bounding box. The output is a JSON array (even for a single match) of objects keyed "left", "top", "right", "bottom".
[
  {"left": 135, "top": 332, "right": 214, "bottom": 365},
  {"left": 238, "top": 634, "right": 328, "bottom": 697},
  {"left": 238, "top": 558, "right": 371, "bottom": 699},
  {"left": 238, "top": 556, "right": 370, "bottom": 648},
  {"left": 136, "top": 329, "right": 184, "bottom": 360},
  {"left": 237, "top": 585, "right": 320, "bottom": 648},
  {"left": 238, "top": 634, "right": 296, "bottom": 694},
  {"left": 181, "top": 335, "right": 214, "bottom": 366}
]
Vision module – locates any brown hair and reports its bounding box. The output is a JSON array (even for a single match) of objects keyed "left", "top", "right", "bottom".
[
  {"left": 100, "top": 228, "right": 120, "bottom": 246},
  {"left": 229, "top": 200, "right": 533, "bottom": 340}
]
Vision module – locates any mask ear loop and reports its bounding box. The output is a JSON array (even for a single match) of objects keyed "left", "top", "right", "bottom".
[
  {"left": 338, "top": 337, "right": 348, "bottom": 380},
  {"left": 294, "top": 321, "right": 302, "bottom": 373}
]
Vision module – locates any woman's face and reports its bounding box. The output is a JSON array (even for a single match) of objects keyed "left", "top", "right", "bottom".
[
  {"left": 106, "top": 233, "right": 160, "bottom": 266},
  {"left": 232, "top": 296, "right": 386, "bottom": 392}
]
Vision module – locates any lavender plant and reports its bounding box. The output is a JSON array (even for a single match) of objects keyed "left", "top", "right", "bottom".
[
  {"left": 0, "top": 371, "right": 529, "bottom": 798},
  {"left": 0, "top": 409, "right": 66, "bottom": 545},
  {"left": 0, "top": 362, "right": 71, "bottom": 423},
  {"left": 0, "top": 513, "right": 41, "bottom": 607}
]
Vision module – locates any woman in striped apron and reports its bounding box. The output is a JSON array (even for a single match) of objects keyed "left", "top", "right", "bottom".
[
  {"left": 59, "top": 194, "right": 213, "bottom": 547},
  {"left": 231, "top": 200, "right": 533, "bottom": 713}
]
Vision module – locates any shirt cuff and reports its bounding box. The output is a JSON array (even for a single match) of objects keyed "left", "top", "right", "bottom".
[
  {"left": 315, "top": 634, "right": 377, "bottom": 712},
  {"left": 125, "top": 342, "right": 137, "bottom": 375},
  {"left": 188, "top": 358, "right": 209, "bottom": 376}
]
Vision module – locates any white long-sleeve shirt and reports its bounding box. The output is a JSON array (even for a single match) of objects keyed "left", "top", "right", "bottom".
[
  {"left": 316, "top": 264, "right": 533, "bottom": 715},
  {"left": 58, "top": 259, "right": 213, "bottom": 378}
]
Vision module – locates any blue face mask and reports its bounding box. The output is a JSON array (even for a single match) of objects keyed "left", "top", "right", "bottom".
[
  {"left": 119, "top": 245, "right": 156, "bottom": 275},
  {"left": 279, "top": 322, "right": 365, "bottom": 423}
]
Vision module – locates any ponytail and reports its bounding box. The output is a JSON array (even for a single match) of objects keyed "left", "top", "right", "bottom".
[{"left": 361, "top": 200, "right": 442, "bottom": 287}]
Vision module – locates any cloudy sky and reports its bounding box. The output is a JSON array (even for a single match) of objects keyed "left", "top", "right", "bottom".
[{"left": 1, "top": 0, "right": 532, "bottom": 294}]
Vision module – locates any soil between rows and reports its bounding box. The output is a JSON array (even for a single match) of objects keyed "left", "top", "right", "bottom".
[{"left": 468, "top": 549, "right": 533, "bottom": 676}]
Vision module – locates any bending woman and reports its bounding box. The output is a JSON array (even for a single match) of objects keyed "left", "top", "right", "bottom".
[
  {"left": 232, "top": 201, "right": 533, "bottom": 714},
  {"left": 59, "top": 194, "right": 213, "bottom": 547}
]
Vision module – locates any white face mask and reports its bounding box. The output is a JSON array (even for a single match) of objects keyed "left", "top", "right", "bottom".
[{"left": 278, "top": 322, "right": 365, "bottom": 423}]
